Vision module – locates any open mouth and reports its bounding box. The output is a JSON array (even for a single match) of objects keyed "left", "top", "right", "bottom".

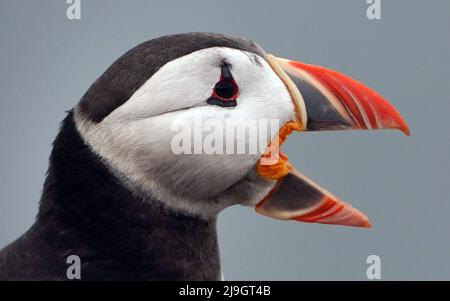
[
  {"left": 254, "top": 122, "right": 372, "bottom": 228},
  {"left": 252, "top": 54, "right": 410, "bottom": 228}
]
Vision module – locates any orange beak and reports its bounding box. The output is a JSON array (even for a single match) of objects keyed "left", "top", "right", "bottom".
[
  {"left": 254, "top": 55, "right": 410, "bottom": 228},
  {"left": 266, "top": 54, "right": 410, "bottom": 135},
  {"left": 256, "top": 168, "right": 372, "bottom": 228}
]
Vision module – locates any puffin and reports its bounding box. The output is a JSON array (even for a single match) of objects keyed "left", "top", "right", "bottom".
[{"left": 0, "top": 33, "right": 409, "bottom": 280}]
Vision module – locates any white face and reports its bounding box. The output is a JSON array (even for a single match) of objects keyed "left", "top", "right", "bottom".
[{"left": 75, "top": 47, "right": 297, "bottom": 218}]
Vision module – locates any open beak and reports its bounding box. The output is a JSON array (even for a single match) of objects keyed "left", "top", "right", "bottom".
[{"left": 254, "top": 55, "right": 410, "bottom": 228}]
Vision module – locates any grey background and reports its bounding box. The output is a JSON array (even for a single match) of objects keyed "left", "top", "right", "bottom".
[{"left": 0, "top": 0, "right": 449, "bottom": 280}]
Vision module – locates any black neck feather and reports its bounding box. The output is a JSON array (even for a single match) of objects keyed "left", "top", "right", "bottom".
[{"left": 1, "top": 112, "right": 220, "bottom": 280}]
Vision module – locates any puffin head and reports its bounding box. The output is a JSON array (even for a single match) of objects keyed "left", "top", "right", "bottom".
[{"left": 73, "top": 33, "right": 409, "bottom": 226}]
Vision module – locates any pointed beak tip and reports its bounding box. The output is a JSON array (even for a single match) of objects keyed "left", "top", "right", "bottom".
[
  {"left": 362, "top": 219, "right": 372, "bottom": 228},
  {"left": 330, "top": 216, "right": 372, "bottom": 228},
  {"left": 400, "top": 124, "right": 411, "bottom": 137},
  {"left": 335, "top": 217, "right": 372, "bottom": 228},
  {"left": 393, "top": 114, "right": 410, "bottom": 136}
]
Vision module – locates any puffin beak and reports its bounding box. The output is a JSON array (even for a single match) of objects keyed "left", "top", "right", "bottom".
[
  {"left": 256, "top": 168, "right": 372, "bottom": 228},
  {"left": 254, "top": 55, "right": 410, "bottom": 228},
  {"left": 266, "top": 54, "right": 410, "bottom": 135}
]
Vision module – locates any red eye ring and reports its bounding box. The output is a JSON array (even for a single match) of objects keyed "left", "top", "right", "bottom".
[{"left": 211, "top": 78, "right": 238, "bottom": 100}]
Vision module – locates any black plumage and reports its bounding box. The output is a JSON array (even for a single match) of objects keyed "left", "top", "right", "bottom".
[{"left": 0, "top": 112, "right": 220, "bottom": 280}]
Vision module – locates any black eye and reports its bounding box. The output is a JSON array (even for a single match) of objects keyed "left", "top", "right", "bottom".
[
  {"left": 207, "top": 64, "right": 238, "bottom": 107},
  {"left": 214, "top": 80, "right": 236, "bottom": 99}
]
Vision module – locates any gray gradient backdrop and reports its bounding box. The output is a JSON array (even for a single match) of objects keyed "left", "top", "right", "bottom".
[{"left": 0, "top": 0, "right": 449, "bottom": 280}]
